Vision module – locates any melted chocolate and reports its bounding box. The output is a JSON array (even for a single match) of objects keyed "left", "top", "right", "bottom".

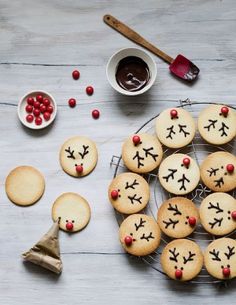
[{"left": 115, "top": 56, "right": 150, "bottom": 92}]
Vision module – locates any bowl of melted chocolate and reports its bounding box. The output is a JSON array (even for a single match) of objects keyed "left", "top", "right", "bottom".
[{"left": 106, "top": 48, "right": 157, "bottom": 96}]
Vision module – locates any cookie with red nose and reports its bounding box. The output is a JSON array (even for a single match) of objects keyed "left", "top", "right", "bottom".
[
  {"left": 161, "top": 239, "right": 203, "bottom": 281},
  {"left": 52, "top": 192, "right": 91, "bottom": 233},
  {"left": 204, "top": 238, "right": 236, "bottom": 280}
]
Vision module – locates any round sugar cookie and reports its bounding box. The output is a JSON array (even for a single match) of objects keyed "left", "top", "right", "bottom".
[
  {"left": 122, "top": 133, "right": 163, "bottom": 174},
  {"left": 161, "top": 239, "right": 203, "bottom": 281},
  {"left": 200, "top": 151, "right": 236, "bottom": 192},
  {"left": 158, "top": 154, "right": 200, "bottom": 195},
  {"left": 204, "top": 238, "right": 236, "bottom": 280},
  {"left": 108, "top": 172, "right": 150, "bottom": 214},
  {"left": 60, "top": 136, "right": 98, "bottom": 177},
  {"left": 198, "top": 104, "right": 236, "bottom": 145},
  {"left": 119, "top": 214, "right": 161, "bottom": 256},
  {"left": 5, "top": 166, "right": 45, "bottom": 206},
  {"left": 155, "top": 107, "right": 196, "bottom": 148},
  {"left": 52, "top": 192, "right": 91, "bottom": 233},
  {"left": 157, "top": 197, "right": 199, "bottom": 238},
  {"left": 200, "top": 193, "right": 236, "bottom": 236}
]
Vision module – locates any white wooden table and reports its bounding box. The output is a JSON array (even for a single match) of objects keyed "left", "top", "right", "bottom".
[{"left": 0, "top": 0, "right": 236, "bottom": 304}]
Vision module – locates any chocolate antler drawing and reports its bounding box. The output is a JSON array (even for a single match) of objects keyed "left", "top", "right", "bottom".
[
  {"left": 134, "top": 218, "right": 146, "bottom": 231},
  {"left": 125, "top": 179, "right": 139, "bottom": 190},
  {"left": 166, "top": 125, "right": 176, "bottom": 139},
  {"left": 140, "top": 232, "right": 154, "bottom": 242},
  {"left": 65, "top": 147, "right": 75, "bottom": 159},
  {"left": 169, "top": 248, "right": 179, "bottom": 262},
  {"left": 167, "top": 203, "right": 182, "bottom": 216},
  {"left": 209, "top": 217, "right": 223, "bottom": 229},
  {"left": 178, "top": 174, "right": 190, "bottom": 191},
  {"left": 209, "top": 249, "right": 221, "bottom": 261},
  {"left": 224, "top": 246, "right": 235, "bottom": 260},
  {"left": 183, "top": 251, "right": 196, "bottom": 264},
  {"left": 219, "top": 122, "right": 229, "bottom": 137},
  {"left": 208, "top": 202, "right": 223, "bottom": 213},
  {"left": 204, "top": 119, "right": 217, "bottom": 131},
  {"left": 162, "top": 169, "right": 177, "bottom": 182},
  {"left": 128, "top": 194, "right": 142, "bottom": 205},
  {"left": 79, "top": 145, "right": 89, "bottom": 159},
  {"left": 133, "top": 151, "right": 144, "bottom": 168},
  {"left": 178, "top": 124, "right": 190, "bottom": 137},
  {"left": 207, "top": 167, "right": 219, "bottom": 177},
  {"left": 142, "top": 147, "right": 159, "bottom": 161},
  {"left": 214, "top": 177, "right": 224, "bottom": 188},
  {"left": 163, "top": 218, "right": 179, "bottom": 229}
]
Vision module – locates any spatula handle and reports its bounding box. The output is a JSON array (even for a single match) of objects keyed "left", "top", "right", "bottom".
[{"left": 103, "top": 14, "right": 174, "bottom": 64}]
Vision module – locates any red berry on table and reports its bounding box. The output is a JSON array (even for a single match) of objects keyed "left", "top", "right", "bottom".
[
  {"left": 33, "top": 108, "right": 40, "bottom": 117},
  {"left": 222, "top": 267, "right": 230, "bottom": 277},
  {"left": 86, "top": 86, "right": 94, "bottom": 95},
  {"left": 40, "top": 104, "right": 47, "bottom": 113},
  {"left": 76, "top": 164, "right": 83, "bottom": 174},
  {"left": 68, "top": 98, "right": 76, "bottom": 108},
  {"left": 25, "top": 104, "right": 33, "bottom": 113},
  {"left": 72, "top": 70, "right": 80, "bottom": 80},
  {"left": 43, "top": 98, "right": 50, "bottom": 107},
  {"left": 175, "top": 269, "right": 182, "bottom": 279},
  {"left": 36, "top": 94, "right": 43, "bottom": 103},
  {"left": 27, "top": 97, "right": 34, "bottom": 105},
  {"left": 124, "top": 236, "right": 133, "bottom": 246},
  {"left": 170, "top": 109, "right": 178, "bottom": 119},
  {"left": 35, "top": 116, "right": 42, "bottom": 125},
  {"left": 188, "top": 216, "right": 196, "bottom": 226},
  {"left": 43, "top": 112, "right": 51, "bottom": 121},
  {"left": 111, "top": 190, "right": 119, "bottom": 200},
  {"left": 34, "top": 101, "right": 41, "bottom": 109},
  {"left": 221, "top": 106, "right": 229, "bottom": 117},
  {"left": 66, "top": 222, "right": 74, "bottom": 231},
  {"left": 226, "top": 164, "right": 234, "bottom": 173},
  {"left": 47, "top": 105, "right": 54, "bottom": 113},
  {"left": 26, "top": 114, "right": 34, "bottom": 123},
  {"left": 92, "top": 109, "right": 100, "bottom": 119},
  {"left": 132, "top": 135, "right": 141, "bottom": 145},
  {"left": 231, "top": 211, "right": 236, "bottom": 220},
  {"left": 183, "top": 157, "right": 191, "bottom": 167}
]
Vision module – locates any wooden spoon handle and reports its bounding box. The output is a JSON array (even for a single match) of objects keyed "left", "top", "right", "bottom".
[{"left": 103, "top": 14, "right": 173, "bottom": 64}]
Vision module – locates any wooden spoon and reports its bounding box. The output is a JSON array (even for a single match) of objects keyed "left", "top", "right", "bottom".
[{"left": 103, "top": 14, "right": 200, "bottom": 82}]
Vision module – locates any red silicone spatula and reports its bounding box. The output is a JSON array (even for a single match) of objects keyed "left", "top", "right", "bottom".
[{"left": 103, "top": 14, "right": 200, "bottom": 82}]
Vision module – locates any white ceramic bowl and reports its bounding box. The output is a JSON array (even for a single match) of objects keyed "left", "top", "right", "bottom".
[
  {"left": 18, "top": 90, "right": 57, "bottom": 130},
  {"left": 106, "top": 47, "right": 157, "bottom": 96}
]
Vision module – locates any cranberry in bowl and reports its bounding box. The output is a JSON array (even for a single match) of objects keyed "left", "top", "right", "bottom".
[{"left": 18, "top": 90, "right": 57, "bottom": 130}]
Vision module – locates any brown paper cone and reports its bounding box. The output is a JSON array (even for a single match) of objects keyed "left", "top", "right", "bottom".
[{"left": 22, "top": 221, "right": 63, "bottom": 274}]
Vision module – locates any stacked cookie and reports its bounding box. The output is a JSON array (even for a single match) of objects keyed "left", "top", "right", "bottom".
[{"left": 108, "top": 104, "right": 236, "bottom": 282}]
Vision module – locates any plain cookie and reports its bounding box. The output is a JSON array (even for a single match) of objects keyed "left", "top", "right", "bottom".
[{"left": 5, "top": 166, "right": 45, "bottom": 206}]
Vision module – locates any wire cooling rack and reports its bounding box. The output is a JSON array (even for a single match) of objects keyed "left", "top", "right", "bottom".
[{"left": 110, "top": 99, "right": 236, "bottom": 285}]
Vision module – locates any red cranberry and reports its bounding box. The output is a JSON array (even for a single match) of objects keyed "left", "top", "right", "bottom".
[
  {"left": 72, "top": 70, "right": 80, "bottom": 80},
  {"left": 183, "top": 157, "right": 191, "bottom": 167},
  {"left": 231, "top": 211, "right": 236, "bottom": 220},
  {"left": 170, "top": 109, "right": 178, "bottom": 119},
  {"left": 25, "top": 105, "right": 33, "bottom": 113},
  {"left": 221, "top": 106, "right": 229, "bottom": 117},
  {"left": 33, "top": 108, "right": 40, "bottom": 117},
  {"left": 47, "top": 105, "right": 54, "bottom": 113},
  {"left": 36, "top": 94, "right": 43, "bottom": 103},
  {"left": 222, "top": 267, "right": 230, "bottom": 277},
  {"left": 175, "top": 269, "right": 182, "bottom": 279},
  {"left": 35, "top": 116, "right": 42, "bottom": 125},
  {"left": 188, "top": 216, "right": 196, "bottom": 226},
  {"left": 34, "top": 101, "right": 41, "bottom": 109},
  {"left": 226, "top": 164, "right": 234, "bottom": 173},
  {"left": 40, "top": 104, "right": 47, "bottom": 113},
  {"left": 86, "top": 86, "right": 94, "bottom": 95},
  {"left": 43, "top": 98, "right": 50, "bottom": 107},
  {"left": 66, "top": 222, "right": 74, "bottom": 231},
  {"left": 92, "top": 109, "right": 100, "bottom": 119},
  {"left": 124, "top": 236, "right": 133, "bottom": 246},
  {"left": 132, "top": 135, "right": 141, "bottom": 145},
  {"left": 111, "top": 190, "right": 119, "bottom": 200},
  {"left": 27, "top": 97, "right": 34, "bottom": 105},
  {"left": 43, "top": 112, "right": 51, "bottom": 121},
  {"left": 26, "top": 114, "right": 34, "bottom": 123},
  {"left": 76, "top": 165, "right": 83, "bottom": 174},
  {"left": 68, "top": 98, "right": 76, "bottom": 108}
]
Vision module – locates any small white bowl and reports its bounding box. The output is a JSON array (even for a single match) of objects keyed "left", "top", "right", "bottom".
[
  {"left": 106, "top": 47, "right": 157, "bottom": 96},
  {"left": 18, "top": 90, "right": 57, "bottom": 130}
]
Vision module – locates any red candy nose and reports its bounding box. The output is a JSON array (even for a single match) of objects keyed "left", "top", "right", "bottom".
[
  {"left": 226, "top": 164, "right": 234, "bottom": 173},
  {"left": 124, "top": 236, "right": 133, "bottom": 246},
  {"left": 111, "top": 190, "right": 119, "bottom": 200},
  {"left": 170, "top": 109, "right": 178, "bottom": 119},
  {"left": 76, "top": 165, "right": 83, "bottom": 174},
  {"left": 183, "top": 157, "right": 190, "bottom": 167},
  {"left": 222, "top": 267, "right": 230, "bottom": 277},
  {"left": 132, "top": 135, "right": 141, "bottom": 145},
  {"left": 66, "top": 222, "right": 74, "bottom": 231},
  {"left": 188, "top": 216, "right": 196, "bottom": 226},
  {"left": 221, "top": 106, "right": 229, "bottom": 117},
  {"left": 175, "top": 269, "right": 183, "bottom": 279},
  {"left": 231, "top": 211, "right": 236, "bottom": 220}
]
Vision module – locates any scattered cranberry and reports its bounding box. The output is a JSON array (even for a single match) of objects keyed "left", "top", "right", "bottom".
[
  {"left": 66, "top": 222, "right": 74, "bottom": 231},
  {"left": 124, "top": 236, "right": 133, "bottom": 246},
  {"left": 68, "top": 98, "right": 76, "bottom": 108},
  {"left": 76, "top": 164, "right": 83, "bottom": 174},
  {"left": 72, "top": 70, "right": 80, "bottom": 80},
  {"left": 40, "top": 104, "right": 47, "bottom": 113},
  {"left": 34, "top": 101, "right": 41, "bottom": 109},
  {"left": 86, "top": 86, "right": 94, "bottom": 95},
  {"left": 221, "top": 106, "right": 229, "bottom": 117},
  {"left": 111, "top": 190, "right": 119, "bottom": 200},
  {"left": 36, "top": 94, "right": 43, "bottom": 103},
  {"left": 188, "top": 216, "right": 196, "bottom": 226},
  {"left": 43, "top": 112, "right": 51, "bottom": 121},
  {"left": 231, "top": 211, "right": 236, "bottom": 220},
  {"left": 175, "top": 269, "right": 182, "bottom": 279},
  {"left": 226, "top": 164, "right": 234, "bottom": 173},
  {"left": 183, "top": 157, "right": 191, "bottom": 167},
  {"left": 26, "top": 114, "right": 34, "bottom": 123},
  {"left": 47, "top": 105, "right": 54, "bottom": 113},
  {"left": 170, "top": 109, "right": 178, "bottom": 119},
  {"left": 27, "top": 97, "right": 34, "bottom": 105},
  {"left": 43, "top": 98, "right": 50, "bottom": 107},
  {"left": 222, "top": 267, "right": 230, "bottom": 277},
  {"left": 35, "top": 116, "right": 42, "bottom": 125},
  {"left": 33, "top": 108, "right": 40, "bottom": 117},
  {"left": 132, "top": 135, "right": 141, "bottom": 145},
  {"left": 25, "top": 104, "right": 33, "bottom": 113},
  {"left": 92, "top": 109, "right": 100, "bottom": 119}
]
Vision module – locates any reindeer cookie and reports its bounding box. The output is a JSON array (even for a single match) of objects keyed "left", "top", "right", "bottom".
[
  {"left": 161, "top": 239, "right": 203, "bottom": 281},
  {"left": 157, "top": 197, "right": 199, "bottom": 238},
  {"left": 200, "top": 151, "right": 236, "bottom": 192},
  {"left": 59, "top": 136, "right": 98, "bottom": 177},
  {"left": 119, "top": 214, "right": 161, "bottom": 256},
  {"left": 122, "top": 133, "right": 163, "bottom": 174},
  {"left": 52, "top": 192, "right": 91, "bottom": 233},
  {"left": 155, "top": 108, "right": 196, "bottom": 149},
  {"left": 159, "top": 154, "right": 200, "bottom": 195},
  {"left": 108, "top": 172, "right": 150, "bottom": 214},
  {"left": 198, "top": 104, "right": 236, "bottom": 145},
  {"left": 200, "top": 193, "right": 236, "bottom": 236},
  {"left": 204, "top": 238, "right": 236, "bottom": 280}
]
